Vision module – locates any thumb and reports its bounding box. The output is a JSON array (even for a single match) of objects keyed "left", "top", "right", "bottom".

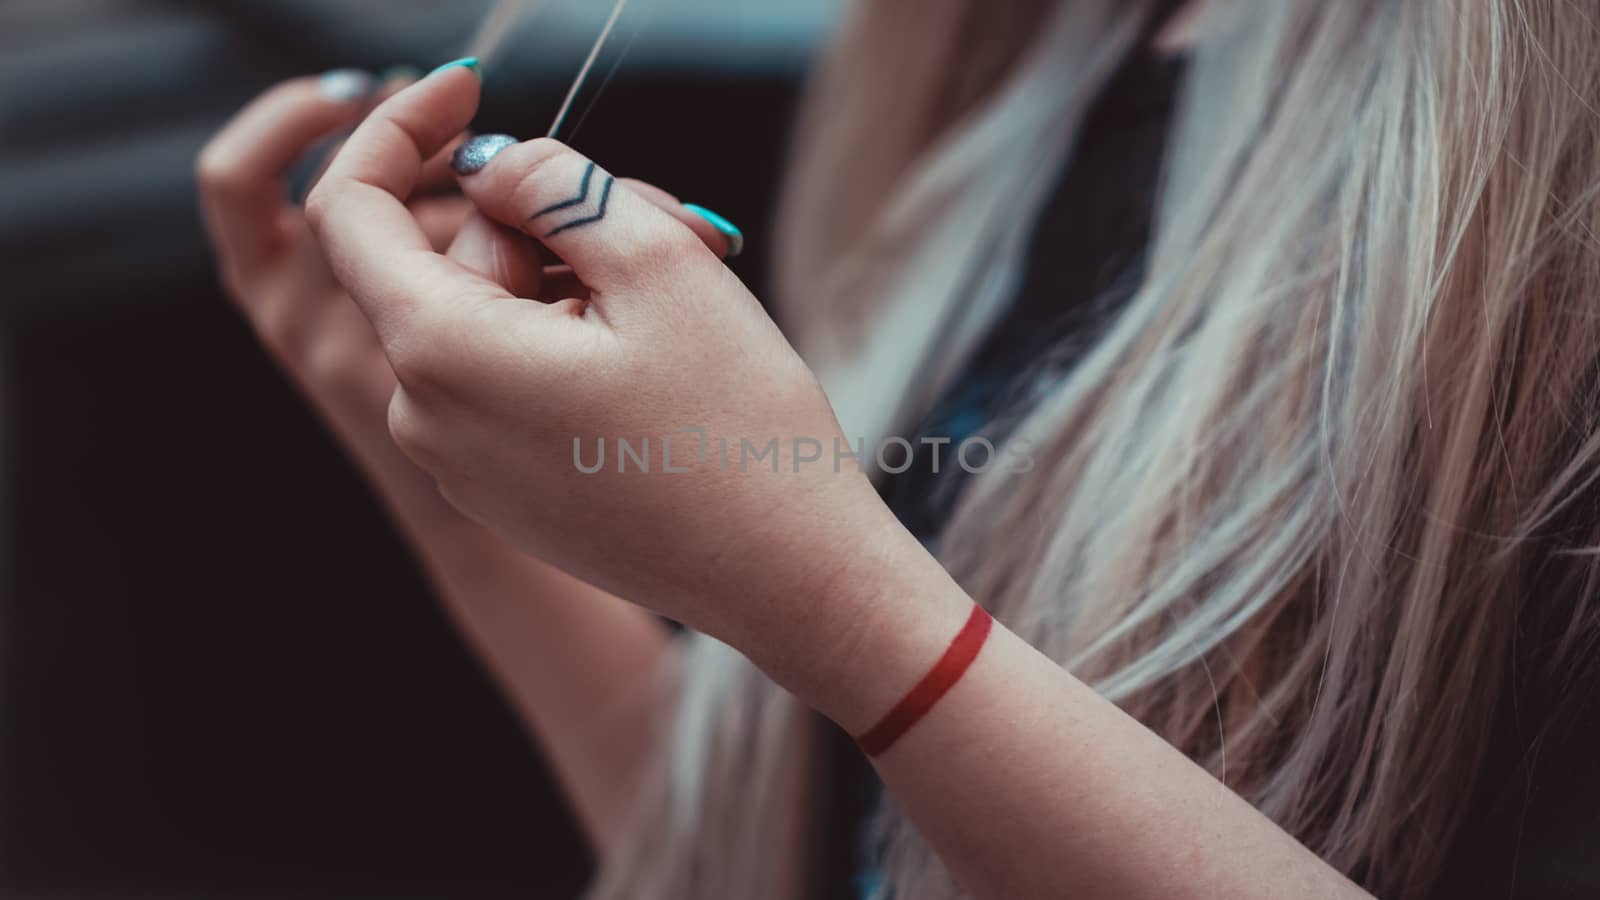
[{"left": 448, "top": 137, "right": 719, "bottom": 295}]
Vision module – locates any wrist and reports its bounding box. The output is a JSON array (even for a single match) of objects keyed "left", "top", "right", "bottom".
[{"left": 736, "top": 502, "right": 977, "bottom": 735}]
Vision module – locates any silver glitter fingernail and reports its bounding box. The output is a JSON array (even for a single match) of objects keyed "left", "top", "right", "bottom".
[
  {"left": 318, "top": 69, "right": 372, "bottom": 103},
  {"left": 452, "top": 134, "right": 518, "bottom": 175}
]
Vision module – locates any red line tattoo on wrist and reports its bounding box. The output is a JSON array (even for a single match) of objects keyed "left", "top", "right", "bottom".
[{"left": 854, "top": 604, "right": 993, "bottom": 757}]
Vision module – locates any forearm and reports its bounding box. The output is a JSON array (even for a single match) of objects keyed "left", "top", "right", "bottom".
[
  {"left": 351, "top": 438, "right": 674, "bottom": 853},
  {"left": 865, "top": 624, "right": 1360, "bottom": 898},
  {"left": 747, "top": 525, "right": 1368, "bottom": 900},
  {"left": 413, "top": 526, "right": 674, "bottom": 853}
]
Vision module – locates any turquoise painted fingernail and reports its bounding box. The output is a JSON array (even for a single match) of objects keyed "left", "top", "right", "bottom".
[
  {"left": 429, "top": 57, "right": 481, "bottom": 80},
  {"left": 683, "top": 204, "right": 745, "bottom": 258}
]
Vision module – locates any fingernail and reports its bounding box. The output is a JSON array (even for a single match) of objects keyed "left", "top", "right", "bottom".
[
  {"left": 429, "top": 56, "right": 481, "bottom": 80},
  {"left": 318, "top": 69, "right": 372, "bottom": 102},
  {"left": 452, "top": 134, "right": 518, "bottom": 175},
  {"left": 380, "top": 65, "right": 423, "bottom": 86},
  {"left": 683, "top": 204, "right": 745, "bottom": 258}
]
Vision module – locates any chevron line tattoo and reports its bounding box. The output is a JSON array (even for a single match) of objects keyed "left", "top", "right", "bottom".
[{"left": 530, "top": 162, "right": 616, "bottom": 237}]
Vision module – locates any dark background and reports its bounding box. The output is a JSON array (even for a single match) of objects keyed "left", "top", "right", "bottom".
[{"left": 0, "top": 1, "right": 830, "bottom": 896}]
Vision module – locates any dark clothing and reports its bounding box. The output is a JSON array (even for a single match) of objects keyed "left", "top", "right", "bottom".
[
  {"left": 827, "top": 11, "right": 1600, "bottom": 899},
  {"left": 880, "top": 44, "right": 1182, "bottom": 550}
]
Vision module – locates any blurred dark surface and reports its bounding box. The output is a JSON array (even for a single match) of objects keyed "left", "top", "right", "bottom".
[{"left": 0, "top": 1, "right": 821, "bottom": 896}]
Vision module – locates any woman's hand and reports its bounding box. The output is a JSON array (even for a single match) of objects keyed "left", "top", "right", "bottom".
[
  {"left": 196, "top": 70, "right": 480, "bottom": 537},
  {"left": 196, "top": 69, "right": 743, "bottom": 550},
  {"left": 304, "top": 65, "right": 966, "bottom": 683}
]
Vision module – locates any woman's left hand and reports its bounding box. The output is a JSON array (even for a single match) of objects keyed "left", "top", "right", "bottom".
[{"left": 306, "top": 64, "right": 968, "bottom": 688}]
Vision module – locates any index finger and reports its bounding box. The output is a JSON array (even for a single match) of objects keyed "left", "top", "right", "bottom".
[
  {"left": 196, "top": 71, "right": 373, "bottom": 275},
  {"left": 305, "top": 59, "right": 494, "bottom": 340}
]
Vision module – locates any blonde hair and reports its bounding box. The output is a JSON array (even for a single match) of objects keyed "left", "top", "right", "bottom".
[{"left": 592, "top": 1, "right": 1600, "bottom": 898}]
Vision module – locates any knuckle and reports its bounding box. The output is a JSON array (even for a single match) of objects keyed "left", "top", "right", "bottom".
[
  {"left": 523, "top": 137, "right": 570, "bottom": 167},
  {"left": 304, "top": 334, "right": 359, "bottom": 387},
  {"left": 509, "top": 159, "right": 566, "bottom": 222},
  {"left": 506, "top": 140, "right": 593, "bottom": 223},
  {"left": 251, "top": 300, "right": 309, "bottom": 355},
  {"left": 386, "top": 392, "right": 439, "bottom": 468},
  {"left": 654, "top": 219, "right": 708, "bottom": 259},
  {"left": 627, "top": 219, "right": 710, "bottom": 274},
  {"left": 193, "top": 144, "right": 240, "bottom": 196},
  {"left": 385, "top": 327, "right": 453, "bottom": 397},
  {"left": 302, "top": 182, "right": 338, "bottom": 234}
]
